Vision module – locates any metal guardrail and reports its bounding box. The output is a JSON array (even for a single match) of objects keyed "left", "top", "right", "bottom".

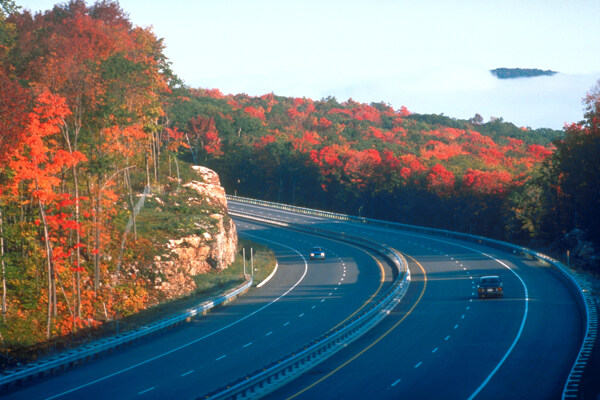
[
  {"left": 227, "top": 195, "right": 597, "bottom": 400},
  {"left": 201, "top": 211, "right": 409, "bottom": 399},
  {"left": 0, "top": 276, "right": 253, "bottom": 391}
]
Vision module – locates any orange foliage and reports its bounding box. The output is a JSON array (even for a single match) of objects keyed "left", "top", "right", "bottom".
[
  {"left": 244, "top": 105, "right": 267, "bottom": 121},
  {"left": 421, "top": 140, "right": 465, "bottom": 160},
  {"left": 462, "top": 169, "right": 513, "bottom": 194},
  {"left": 427, "top": 164, "right": 455, "bottom": 194}
]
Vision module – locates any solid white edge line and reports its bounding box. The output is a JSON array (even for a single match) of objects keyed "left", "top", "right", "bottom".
[
  {"left": 467, "top": 253, "right": 529, "bottom": 400},
  {"left": 257, "top": 261, "right": 278, "bottom": 288},
  {"left": 358, "top": 221, "right": 530, "bottom": 399},
  {"left": 45, "top": 235, "right": 309, "bottom": 400}
]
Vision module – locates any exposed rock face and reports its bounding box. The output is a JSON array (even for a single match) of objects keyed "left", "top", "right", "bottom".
[{"left": 153, "top": 166, "right": 237, "bottom": 299}]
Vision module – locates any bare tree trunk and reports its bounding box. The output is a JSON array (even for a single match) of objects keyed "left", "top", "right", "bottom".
[
  {"left": 61, "top": 113, "right": 82, "bottom": 320},
  {"left": 73, "top": 165, "right": 82, "bottom": 319},
  {"left": 94, "top": 187, "right": 102, "bottom": 293},
  {"left": 38, "top": 198, "right": 56, "bottom": 339},
  {"left": 153, "top": 132, "right": 159, "bottom": 184},
  {"left": 0, "top": 206, "right": 7, "bottom": 321},
  {"left": 126, "top": 168, "right": 137, "bottom": 240},
  {"left": 175, "top": 155, "right": 181, "bottom": 182},
  {"left": 145, "top": 153, "right": 151, "bottom": 188}
]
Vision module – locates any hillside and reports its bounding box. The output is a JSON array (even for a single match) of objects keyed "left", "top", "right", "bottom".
[
  {"left": 167, "top": 88, "right": 560, "bottom": 237},
  {"left": 1, "top": 0, "right": 598, "bottom": 360},
  {"left": 0, "top": 2, "right": 242, "bottom": 359}
]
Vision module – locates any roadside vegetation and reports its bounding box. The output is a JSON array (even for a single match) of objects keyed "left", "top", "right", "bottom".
[{"left": 1, "top": 0, "right": 599, "bottom": 368}]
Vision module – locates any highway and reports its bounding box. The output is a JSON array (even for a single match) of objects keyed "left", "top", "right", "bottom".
[
  {"left": 229, "top": 201, "right": 584, "bottom": 400},
  {"left": 3, "top": 208, "right": 394, "bottom": 399},
  {"left": 4, "top": 199, "right": 586, "bottom": 399}
]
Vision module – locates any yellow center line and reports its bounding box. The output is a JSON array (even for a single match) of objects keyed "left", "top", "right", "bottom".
[{"left": 286, "top": 252, "right": 427, "bottom": 400}]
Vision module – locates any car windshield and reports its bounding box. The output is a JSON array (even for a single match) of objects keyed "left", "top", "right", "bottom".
[
  {"left": 480, "top": 277, "right": 500, "bottom": 284},
  {"left": 311, "top": 248, "right": 323, "bottom": 252}
]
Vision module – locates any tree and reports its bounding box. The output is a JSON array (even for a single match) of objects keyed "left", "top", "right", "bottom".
[
  {"left": 544, "top": 81, "right": 600, "bottom": 247},
  {"left": 7, "top": 90, "right": 85, "bottom": 338}
]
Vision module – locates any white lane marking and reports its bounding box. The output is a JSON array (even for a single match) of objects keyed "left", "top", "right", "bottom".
[
  {"left": 243, "top": 342, "right": 253, "bottom": 348},
  {"left": 216, "top": 355, "right": 226, "bottom": 361},
  {"left": 454, "top": 324, "right": 459, "bottom": 329},
  {"left": 415, "top": 362, "right": 423, "bottom": 368},
  {"left": 391, "top": 378, "right": 401, "bottom": 387},
  {"left": 468, "top": 260, "right": 529, "bottom": 400},
  {"left": 461, "top": 314, "right": 465, "bottom": 319},
  {"left": 369, "top": 225, "right": 530, "bottom": 400},
  {"left": 265, "top": 331, "right": 273, "bottom": 336},
  {"left": 298, "top": 313, "right": 305, "bottom": 317},
  {"left": 432, "top": 347, "right": 439, "bottom": 353},
  {"left": 311, "top": 305, "right": 316, "bottom": 309},
  {"left": 180, "top": 370, "right": 194, "bottom": 377},
  {"left": 321, "top": 299, "right": 325, "bottom": 302},
  {"left": 445, "top": 335, "right": 450, "bottom": 341},
  {"left": 45, "top": 235, "right": 310, "bottom": 400},
  {"left": 247, "top": 203, "right": 531, "bottom": 400},
  {"left": 138, "top": 387, "right": 155, "bottom": 395},
  {"left": 283, "top": 321, "right": 290, "bottom": 326}
]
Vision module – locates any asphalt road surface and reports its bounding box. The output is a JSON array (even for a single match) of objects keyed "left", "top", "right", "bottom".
[{"left": 5, "top": 200, "right": 586, "bottom": 400}]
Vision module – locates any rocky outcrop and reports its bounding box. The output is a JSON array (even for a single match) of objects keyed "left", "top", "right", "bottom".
[{"left": 152, "top": 166, "right": 237, "bottom": 299}]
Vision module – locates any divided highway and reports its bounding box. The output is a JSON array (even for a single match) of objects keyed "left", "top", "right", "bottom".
[
  {"left": 229, "top": 200, "right": 585, "bottom": 400},
  {"left": 3, "top": 206, "right": 395, "bottom": 399},
  {"left": 4, "top": 199, "right": 586, "bottom": 399}
]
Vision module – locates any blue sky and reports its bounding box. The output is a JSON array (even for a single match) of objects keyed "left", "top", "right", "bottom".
[{"left": 17, "top": 0, "right": 600, "bottom": 128}]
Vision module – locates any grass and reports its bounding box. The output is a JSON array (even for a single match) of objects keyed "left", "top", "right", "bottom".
[
  {"left": 1, "top": 238, "right": 276, "bottom": 367},
  {"left": 108, "top": 238, "right": 276, "bottom": 333}
]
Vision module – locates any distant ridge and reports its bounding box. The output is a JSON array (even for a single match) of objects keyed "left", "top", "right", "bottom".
[{"left": 490, "top": 68, "right": 558, "bottom": 79}]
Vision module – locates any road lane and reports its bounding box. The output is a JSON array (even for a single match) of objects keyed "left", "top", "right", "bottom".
[
  {"left": 4, "top": 219, "right": 389, "bottom": 400},
  {"left": 229, "top": 201, "right": 583, "bottom": 399}
]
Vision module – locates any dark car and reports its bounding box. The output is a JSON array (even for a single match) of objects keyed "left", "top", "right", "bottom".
[
  {"left": 310, "top": 247, "right": 326, "bottom": 260},
  {"left": 477, "top": 275, "right": 503, "bottom": 298}
]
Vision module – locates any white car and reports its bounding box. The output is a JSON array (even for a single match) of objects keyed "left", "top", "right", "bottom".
[{"left": 310, "top": 247, "right": 326, "bottom": 260}]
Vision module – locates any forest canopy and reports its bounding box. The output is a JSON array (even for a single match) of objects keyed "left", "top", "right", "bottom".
[{"left": 0, "top": 0, "right": 599, "bottom": 361}]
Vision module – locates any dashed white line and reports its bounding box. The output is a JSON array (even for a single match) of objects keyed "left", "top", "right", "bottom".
[
  {"left": 432, "top": 347, "right": 439, "bottom": 353},
  {"left": 216, "top": 355, "right": 227, "bottom": 361},
  {"left": 298, "top": 313, "right": 305, "bottom": 317},
  {"left": 180, "top": 370, "right": 194, "bottom": 377},
  {"left": 391, "top": 378, "right": 401, "bottom": 387},
  {"left": 243, "top": 342, "right": 253, "bottom": 348},
  {"left": 454, "top": 324, "right": 460, "bottom": 329},
  {"left": 265, "top": 331, "right": 273, "bottom": 336},
  {"left": 461, "top": 315, "right": 465, "bottom": 319},
  {"left": 283, "top": 321, "right": 290, "bottom": 326},
  {"left": 138, "top": 387, "right": 155, "bottom": 395},
  {"left": 311, "top": 305, "right": 316, "bottom": 309},
  {"left": 415, "top": 362, "right": 423, "bottom": 368},
  {"left": 445, "top": 335, "right": 450, "bottom": 341}
]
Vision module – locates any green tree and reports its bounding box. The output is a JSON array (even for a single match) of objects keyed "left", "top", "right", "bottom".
[{"left": 529, "top": 81, "right": 600, "bottom": 264}]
